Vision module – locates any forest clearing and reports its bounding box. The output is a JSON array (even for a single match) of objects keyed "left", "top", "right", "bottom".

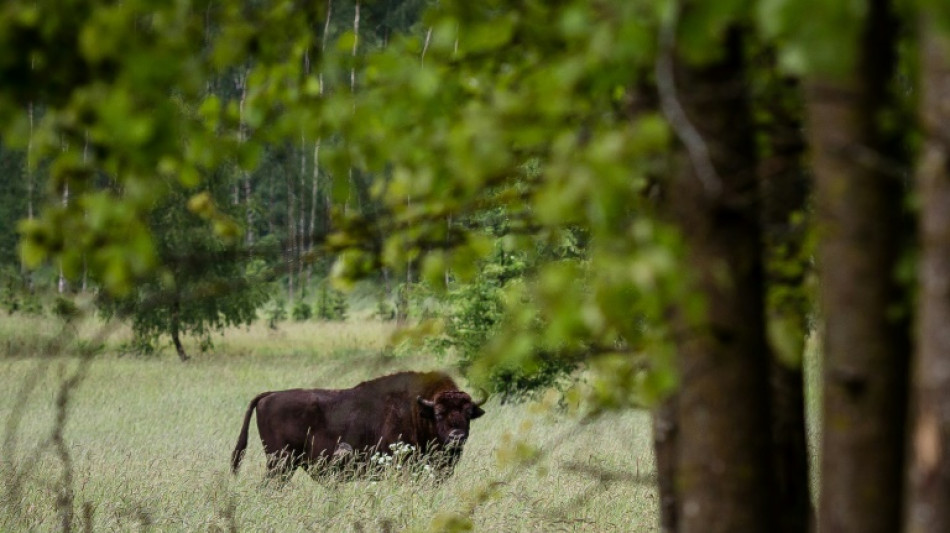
[{"left": 0, "top": 316, "right": 657, "bottom": 531}]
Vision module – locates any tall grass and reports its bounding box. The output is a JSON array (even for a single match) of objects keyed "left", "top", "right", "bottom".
[{"left": 0, "top": 318, "right": 658, "bottom": 531}]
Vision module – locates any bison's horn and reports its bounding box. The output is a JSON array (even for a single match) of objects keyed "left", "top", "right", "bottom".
[
  {"left": 474, "top": 388, "right": 490, "bottom": 407},
  {"left": 417, "top": 396, "right": 436, "bottom": 408}
]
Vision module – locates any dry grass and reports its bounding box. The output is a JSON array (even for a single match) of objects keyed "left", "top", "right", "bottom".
[{"left": 0, "top": 317, "right": 658, "bottom": 532}]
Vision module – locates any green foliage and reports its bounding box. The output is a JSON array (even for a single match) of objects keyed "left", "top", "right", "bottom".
[
  {"left": 1, "top": 291, "right": 18, "bottom": 315},
  {"left": 0, "top": 0, "right": 873, "bottom": 409},
  {"left": 51, "top": 296, "right": 79, "bottom": 322},
  {"left": 0, "top": 141, "right": 29, "bottom": 267},
  {"left": 0, "top": 266, "right": 23, "bottom": 315},
  {"left": 97, "top": 178, "right": 267, "bottom": 358},
  {"left": 264, "top": 299, "right": 287, "bottom": 330},
  {"left": 292, "top": 300, "right": 313, "bottom": 322},
  {"left": 375, "top": 293, "right": 395, "bottom": 321},
  {"left": 425, "top": 238, "right": 582, "bottom": 401},
  {"left": 757, "top": 0, "right": 866, "bottom": 76},
  {"left": 319, "top": 0, "right": 693, "bottom": 408},
  {"left": 0, "top": 0, "right": 685, "bottom": 403},
  {"left": 317, "top": 283, "right": 348, "bottom": 321},
  {"left": 425, "top": 249, "right": 512, "bottom": 368}
]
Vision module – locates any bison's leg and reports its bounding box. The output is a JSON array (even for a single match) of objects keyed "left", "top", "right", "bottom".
[
  {"left": 306, "top": 442, "right": 355, "bottom": 483},
  {"left": 263, "top": 449, "right": 299, "bottom": 487}
]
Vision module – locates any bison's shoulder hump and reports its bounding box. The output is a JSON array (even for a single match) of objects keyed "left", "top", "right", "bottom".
[{"left": 353, "top": 371, "right": 455, "bottom": 389}]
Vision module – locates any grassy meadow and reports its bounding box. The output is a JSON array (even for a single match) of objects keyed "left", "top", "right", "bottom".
[{"left": 0, "top": 315, "right": 658, "bottom": 532}]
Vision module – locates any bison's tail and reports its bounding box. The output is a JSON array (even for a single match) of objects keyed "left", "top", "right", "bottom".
[{"left": 231, "top": 392, "right": 271, "bottom": 475}]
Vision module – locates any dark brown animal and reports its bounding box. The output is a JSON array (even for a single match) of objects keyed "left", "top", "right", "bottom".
[{"left": 230, "top": 371, "right": 486, "bottom": 482}]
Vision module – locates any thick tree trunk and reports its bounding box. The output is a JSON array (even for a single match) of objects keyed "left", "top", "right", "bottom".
[
  {"left": 905, "top": 18, "right": 950, "bottom": 533},
  {"left": 807, "top": 1, "right": 909, "bottom": 531},
  {"left": 666, "top": 26, "right": 775, "bottom": 533},
  {"left": 770, "top": 357, "right": 811, "bottom": 532},
  {"left": 759, "top": 73, "right": 812, "bottom": 533},
  {"left": 653, "top": 394, "right": 678, "bottom": 533}
]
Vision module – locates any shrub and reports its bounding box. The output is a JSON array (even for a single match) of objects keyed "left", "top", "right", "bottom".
[
  {"left": 265, "top": 299, "right": 287, "bottom": 329},
  {"left": 317, "top": 283, "right": 348, "bottom": 321},
  {"left": 375, "top": 295, "right": 394, "bottom": 321},
  {"left": 52, "top": 296, "right": 80, "bottom": 322},
  {"left": 428, "top": 245, "right": 579, "bottom": 401},
  {"left": 292, "top": 300, "right": 312, "bottom": 322}
]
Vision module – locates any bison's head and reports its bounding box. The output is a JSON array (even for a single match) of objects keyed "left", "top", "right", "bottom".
[{"left": 417, "top": 390, "right": 486, "bottom": 448}]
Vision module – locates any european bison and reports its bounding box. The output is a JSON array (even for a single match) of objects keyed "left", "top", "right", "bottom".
[{"left": 230, "top": 371, "right": 486, "bottom": 482}]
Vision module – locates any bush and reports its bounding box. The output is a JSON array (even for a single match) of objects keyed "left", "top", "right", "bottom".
[
  {"left": 375, "top": 295, "right": 395, "bottom": 321},
  {"left": 1, "top": 289, "right": 18, "bottom": 314},
  {"left": 292, "top": 300, "right": 313, "bottom": 321},
  {"left": 265, "top": 299, "right": 287, "bottom": 329},
  {"left": 428, "top": 246, "right": 578, "bottom": 401},
  {"left": 52, "top": 296, "right": 80, "bottom": 322},
  {"left": 317, "top": 283, "right": 348, "bottom": 321}
]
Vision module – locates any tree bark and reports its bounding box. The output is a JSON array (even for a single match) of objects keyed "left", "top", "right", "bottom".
[
  {"left": 171, "top": 296, "right": 189, "bottom": 362},
  {"left": 807, "top": 1, "right": 909, "bottom": 531},
  {"left": 905, "top": 17, "right": 950, "bottom": 533},
  {"left": 82, "top": 130, "right": 89, "bottom": 293},
  {"left": 299, "top": 130, "right": 308, "bottom": 295},
  {"left": 653, "top": 394, "right": 678, "bottom": 533},
  {"left": 307, "top": 0, "right": 332, "bottom": 287},
  {"left": 666, "top": 25, "right": 775, "bottom": 533},
  {"left": 238, "top": 68, "right": 253, "bottom": 247},
  {"left": 287, "top": 164, "right": 297, "bottom": 305},
  {"left": 345, "top": 0, "right": 359, "bottom": 216},
  {"left": 26, "top": 101, "right": 33, "bottom": 223},
  {"left": 758, "top": 71, "right": 812, "bottom": 533},
  {"left": 320, "top": 0, "right": 333, "bottom": 233},
  {"left": 58, "top": 178, "right": 68, "bottom": 294}
]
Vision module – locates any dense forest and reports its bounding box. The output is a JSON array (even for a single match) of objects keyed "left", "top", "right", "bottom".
[{"left": 1, "top": 0, "right": 950, "bottom": 531}]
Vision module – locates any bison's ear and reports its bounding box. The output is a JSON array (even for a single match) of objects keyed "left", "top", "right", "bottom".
[
  {"left": 471, "top": 405, "right": 485, "bottom": 419},
  {"left": 417, "top": 396, "right": 436, "bottom": 418}
]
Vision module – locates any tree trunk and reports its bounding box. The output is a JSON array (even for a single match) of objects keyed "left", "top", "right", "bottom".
[
  {"left": 58, "top": 180, "right": 68, "bottom": 294},
  {"left": 238, "top": 68, "right": 253, "bottom": 247},
  {"left": 318, "top": 0, "right": 333, "bottom": 237},
  {"left": 26, "top": 102, "right": 33, "bottom": 223},
  {"left": 653, "top": 394, "right": 678, "bottom": 533},
  {"left": 350, "top": 1, "right": 359, "bottom": 94},
  {"left": 665, "top": 25, "right": 775, "bottom": 533},
  {"left": 806, "top": 1, "right": 909, "bottom": 531},
  {"left": 81, "top": 130, "right": 89, "bottom": 293},
  {"left": 23, "top": 102, "right": 34, "bottom": 287},
  {"left": 759, "top": 71, "right": 812, "bottom": 533},
  {"left": 267, "top": 170, "right": 275, "bottom": 237},
  {"left": 421, "top": 27, "right": 432, "bottom": 67},
  {"left": 287, "top": 168, "right": 297, "bottom": 305},
  {"left": 299, "top": 131, "right": 308, "bottom": 296},
  {"left": 905, "top": 16, "right": 950, "bottom": 533},
  {"left": 309, "top": 138, "right": 320, "bottom": 287},
  {"left": 345, "top": 1, "right": 359, "bottom": 216},
  {"left": 171, "top": 296, "right": 189, "bottom": 362}
]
